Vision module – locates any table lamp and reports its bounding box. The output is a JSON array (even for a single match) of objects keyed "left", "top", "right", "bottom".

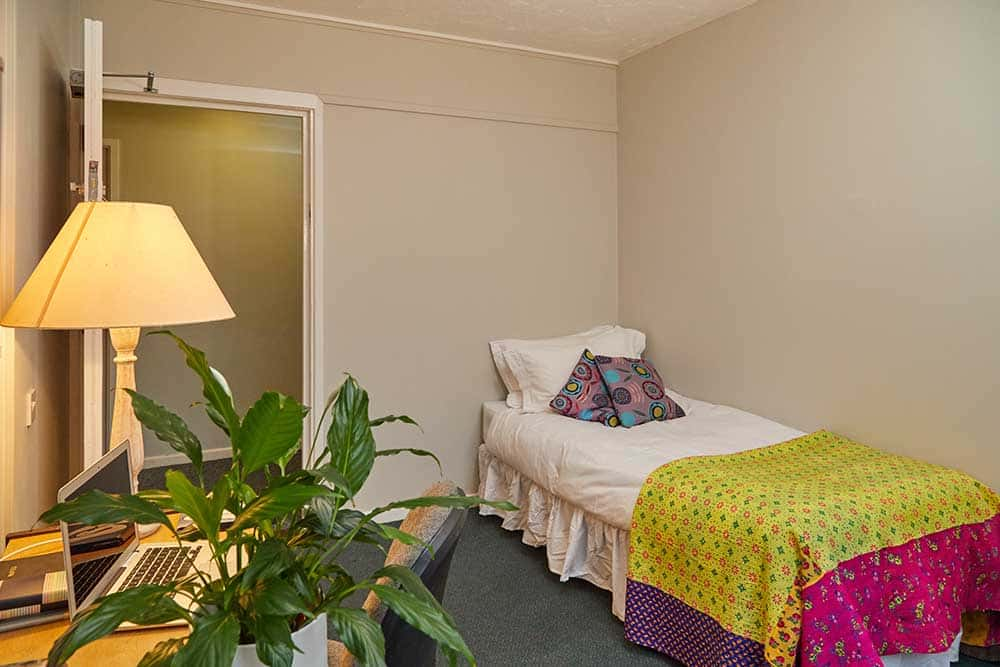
[{"left": 1, "top": 201, "right": 235, "bottom": 495}]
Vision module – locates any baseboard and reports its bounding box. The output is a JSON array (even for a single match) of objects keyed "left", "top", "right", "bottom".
[
  {"left": 375, "top": 508, "right": 407, "bottom": 524},
  {"left": 143, "top": 446, "right": 232, "bottom": 469},
  {"left": 140, "top": 451, "right": 410, "bottom": 525}
]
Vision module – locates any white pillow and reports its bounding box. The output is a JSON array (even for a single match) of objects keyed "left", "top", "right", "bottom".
[
  {"left": 489, "top": 325, "right": 614, "bottom": 409},
  {"left": 504, "top": 327, "right": 646, "bottom": 413}
]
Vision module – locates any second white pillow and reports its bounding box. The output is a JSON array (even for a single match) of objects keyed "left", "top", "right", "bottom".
[
  {"left": 489, "top": 324, "right": 614, "bottom": 409},
  {"left": 505, "top": 327, "right": 646, "bottom": 413}
]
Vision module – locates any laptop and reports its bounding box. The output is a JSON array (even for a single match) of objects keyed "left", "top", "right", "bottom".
[{"left": 58, "top": 441, "right": 224, "bottom": 628}]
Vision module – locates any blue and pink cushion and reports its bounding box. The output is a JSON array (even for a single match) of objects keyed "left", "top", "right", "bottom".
[
  {"left": 594, "top": 355, "right": 685, "bottom": 428},
  {"left": 549, "top": 349, "right": 620, "bottom": 427}
]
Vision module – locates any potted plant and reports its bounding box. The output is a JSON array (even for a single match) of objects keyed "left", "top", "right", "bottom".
[{"left": 42, "top": 332, "right": 513, "bottom": 666}]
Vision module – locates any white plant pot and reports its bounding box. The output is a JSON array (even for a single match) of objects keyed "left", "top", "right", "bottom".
[{"left": 232, "top": 612, "right": 328, "bottom": 667}]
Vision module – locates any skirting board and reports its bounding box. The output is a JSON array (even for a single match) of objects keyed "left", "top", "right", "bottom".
[
  {"left": 141, "top": 448, "right": 411, "bottom": 524},
  {"left": 143, "top": 446, "right": 232, "bottom": 468}
]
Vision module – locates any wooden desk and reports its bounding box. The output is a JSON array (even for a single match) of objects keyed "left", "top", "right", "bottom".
[{"left": 0, "top": 521, "right": 187, "bottom": 666}]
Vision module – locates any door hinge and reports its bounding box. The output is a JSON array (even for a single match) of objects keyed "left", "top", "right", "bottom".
[{"left": 70, "top": 69, "right": 85, "bottom": 98}]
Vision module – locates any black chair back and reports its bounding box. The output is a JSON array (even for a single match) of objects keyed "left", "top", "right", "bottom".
[{"left": 382, "top": 503, "right": 468, "bottom": 667}]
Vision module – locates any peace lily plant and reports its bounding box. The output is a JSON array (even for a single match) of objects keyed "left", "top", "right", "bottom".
[{"left": 42, "top": 332, "right": 512, "bottom": 667}]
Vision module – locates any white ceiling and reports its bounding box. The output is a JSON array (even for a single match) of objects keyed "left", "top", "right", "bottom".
[{"left": 239, "top": 0, "right": 757, "bottom": 62}]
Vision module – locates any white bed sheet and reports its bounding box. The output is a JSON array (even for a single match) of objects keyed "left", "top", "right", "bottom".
[{"left": 482, "top": 391, "right": 804, "bottom": 530}]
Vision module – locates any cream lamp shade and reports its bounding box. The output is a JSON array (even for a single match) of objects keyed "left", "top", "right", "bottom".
[
  {"left": 1, "top": 202, "right": 233, "bottom": 519},
  {"left": 0, "top": 201, "right": 234, "bottom": 329}
]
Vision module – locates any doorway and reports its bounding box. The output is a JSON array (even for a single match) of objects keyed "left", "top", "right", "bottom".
[{"left": 100, "top": 100, "right": 305, "bottom": 466}]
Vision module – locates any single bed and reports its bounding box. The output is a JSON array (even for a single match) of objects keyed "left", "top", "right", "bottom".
[
  {"left": 478, "top": 391, "right": 802, "bottom": 618},
  {"left": 477, "top": 394, "right": 975, "bottom": 666}
]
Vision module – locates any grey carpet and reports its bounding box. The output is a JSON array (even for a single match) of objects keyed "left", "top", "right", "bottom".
[
  {"left": 141, "top": 461, "right": 993, "bottom": 666},
  {"left": 337, "top": 511, "right": 672, "bottom": 667}
]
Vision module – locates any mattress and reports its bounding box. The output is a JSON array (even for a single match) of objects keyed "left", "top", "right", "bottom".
[{"left": 482, "top": 390, "right": 804, "bottom": 530}]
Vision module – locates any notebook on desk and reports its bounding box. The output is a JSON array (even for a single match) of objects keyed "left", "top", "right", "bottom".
[
  {"left": 0, "top": 441, "right": 227, "bottom": 634},
  {"left": 0, "top": 551, "right": 67, "bottom": 623}
]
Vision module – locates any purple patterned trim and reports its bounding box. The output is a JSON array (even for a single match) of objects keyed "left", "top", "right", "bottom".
[{"left": 625, "top": 579, "right": 766, "bottom": 666}]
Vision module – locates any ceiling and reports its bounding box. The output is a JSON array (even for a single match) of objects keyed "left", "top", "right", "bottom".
[{"left": 238, "top": 0, "right": 757, "bottom": 62}]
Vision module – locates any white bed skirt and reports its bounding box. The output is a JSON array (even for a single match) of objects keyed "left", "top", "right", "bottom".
[
  {"left": 476, "top": 444, "right": 962, "bottom": 665},
  {"left": 477, "top": 445, "right": 630, "bottom": 619}
]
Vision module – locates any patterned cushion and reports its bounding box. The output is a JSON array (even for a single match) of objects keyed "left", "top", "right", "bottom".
[
  {"left": 594, "top": 355, "right": 684, "bottom": 428},
  {"left": 549, "top": 349, "right": 620, "bottom": 427}
]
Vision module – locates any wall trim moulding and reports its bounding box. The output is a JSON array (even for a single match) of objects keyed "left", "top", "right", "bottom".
[
  {"left": 161, "top": 0, "right": 620, "bottom": 67},
  {"left": 319, "top": 92, "right": 619, "bottom": 134}
]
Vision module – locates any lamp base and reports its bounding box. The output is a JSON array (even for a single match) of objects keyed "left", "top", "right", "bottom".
[{"left": 108, "top": 327, "right": 147, "bottom": 494}]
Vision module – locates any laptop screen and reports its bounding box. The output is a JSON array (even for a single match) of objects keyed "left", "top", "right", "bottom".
[{"left": 61, "top": 443, "right": 138, "bottom": 613}]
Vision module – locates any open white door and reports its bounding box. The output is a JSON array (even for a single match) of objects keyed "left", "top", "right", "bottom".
[
  {"left": 81, "top": 17, "right": 104, "bottom": 467},
  {"left": 0, "top": 0, "right": 15, "bottom": 542}
]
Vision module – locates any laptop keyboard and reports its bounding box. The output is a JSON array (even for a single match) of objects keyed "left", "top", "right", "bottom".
[
  {"left": 121, "top": 545, "right": 201, "bottom": 590},
  {"left": 73, "top": 554, "right": 120, "bottom": 604}
]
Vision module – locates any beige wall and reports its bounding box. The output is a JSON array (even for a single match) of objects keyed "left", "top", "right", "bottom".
[
  {"left": 102, "top": 101, "right": 303, "bottom": 462},
  {"left": 79, "top": 0, "right": 620, "bottom": 506},
  {"left": 3, "top": 0, "right": 74, "bottom": 531},
  {"left": 619, "top": 0, "right": 1000, "bottom": 489},
  {"left": 327, "top": 106, "right": 617, "bottom": 511}
]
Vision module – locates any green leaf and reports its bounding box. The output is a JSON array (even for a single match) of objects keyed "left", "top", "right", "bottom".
[
  {"left": 204, "top": 403, "right": 231, "bottom": 435},
  {"left": 224, "top": 474, "right": 258, "bottom": 516},
  {"left": 239, "top": 539, "right": 289, "bottom": 584},
  {"left": 253, "top": 578, "right": 306, "bottom": 616},
  {"left": 375, "top": 448, "right": 442, "bottom": 474},
  {"left": 368, "top": 564, "right": 466, "bottom": 666},
  {"left": 369, "top": 414, "right": 420, "bottom": 430},
  {"left": 229, "top": 483, "right": 330, "bottom": 533},
  {"left": 41, "top": 490, "right": 172, "bottom": 529},
  {"left": 126, "top": 389, "right": 204, "bottom": 481},
  {"left": 313, "top": 463, "right": 355, "bottom": 496},
  {"left": 367, "top": 584, "right": 475, "bottom": 665},
  {"left": 376, "top": 525, "right": 435, "bottom": 557},
  {"left": 381, "top": 495, "right": 516, "bottom": 514},
  {"left": 136, "top": 488, "right": 174, "bottom": 507},
  {"left": 326, "top": 375, "right": 376, "bottom": 496},
  {"left": 48, "top": 585, "right": 184, "bottom": 664},
  {"left": 318, "top": 508, "right": 370, "bottom": 540},
  {"left": 238, "top": 391, "right": 308, "bottom": 474},
  {"left": 252, "top": 615, "right": 295, "bottom": 667},
  {"left": 165, "top": 470, "right": 223, "bottom": 545},
  {"left": 152, "top": 331, "right": 241, "bottom": 440},
  {"left": 327, "top": 607, "right": 387, "bottom": 667},
  {"left": 173, "top": 610, "right": 240, "bottom": 667},
  {"left": 370, "top": 564, "right": 445, "bottom": 611},
  {"left": 137, "top": 637, "right": 187, "bottom": 667},
  {"left": 210, "top": 476, "right": 229, "bottom": 525},
  {"left": 308, "top": 494, "right": 337, "bottom": 537}
]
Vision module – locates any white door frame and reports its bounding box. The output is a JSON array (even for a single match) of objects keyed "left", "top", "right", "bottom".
[
  {"left": 0, "top": 0, "right": 16, "bottom": 541},
  {"left": 81, "top": 18, "right": 104, "bottom": 469},
  {"left": 85, "top": 76, "right": 325, "bottom": 467}
]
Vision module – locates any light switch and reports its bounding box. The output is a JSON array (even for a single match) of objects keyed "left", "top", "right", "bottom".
[{"left": 25, "top": 388, "right": 37, "bottom": 428}]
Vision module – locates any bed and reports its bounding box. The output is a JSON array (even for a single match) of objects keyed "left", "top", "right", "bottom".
[
  {"left": 477, "top": 393, "right": 995, "bottom": 666},
  {"left": 479, "top": 391, "right": 801, "bottom": 616}
]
